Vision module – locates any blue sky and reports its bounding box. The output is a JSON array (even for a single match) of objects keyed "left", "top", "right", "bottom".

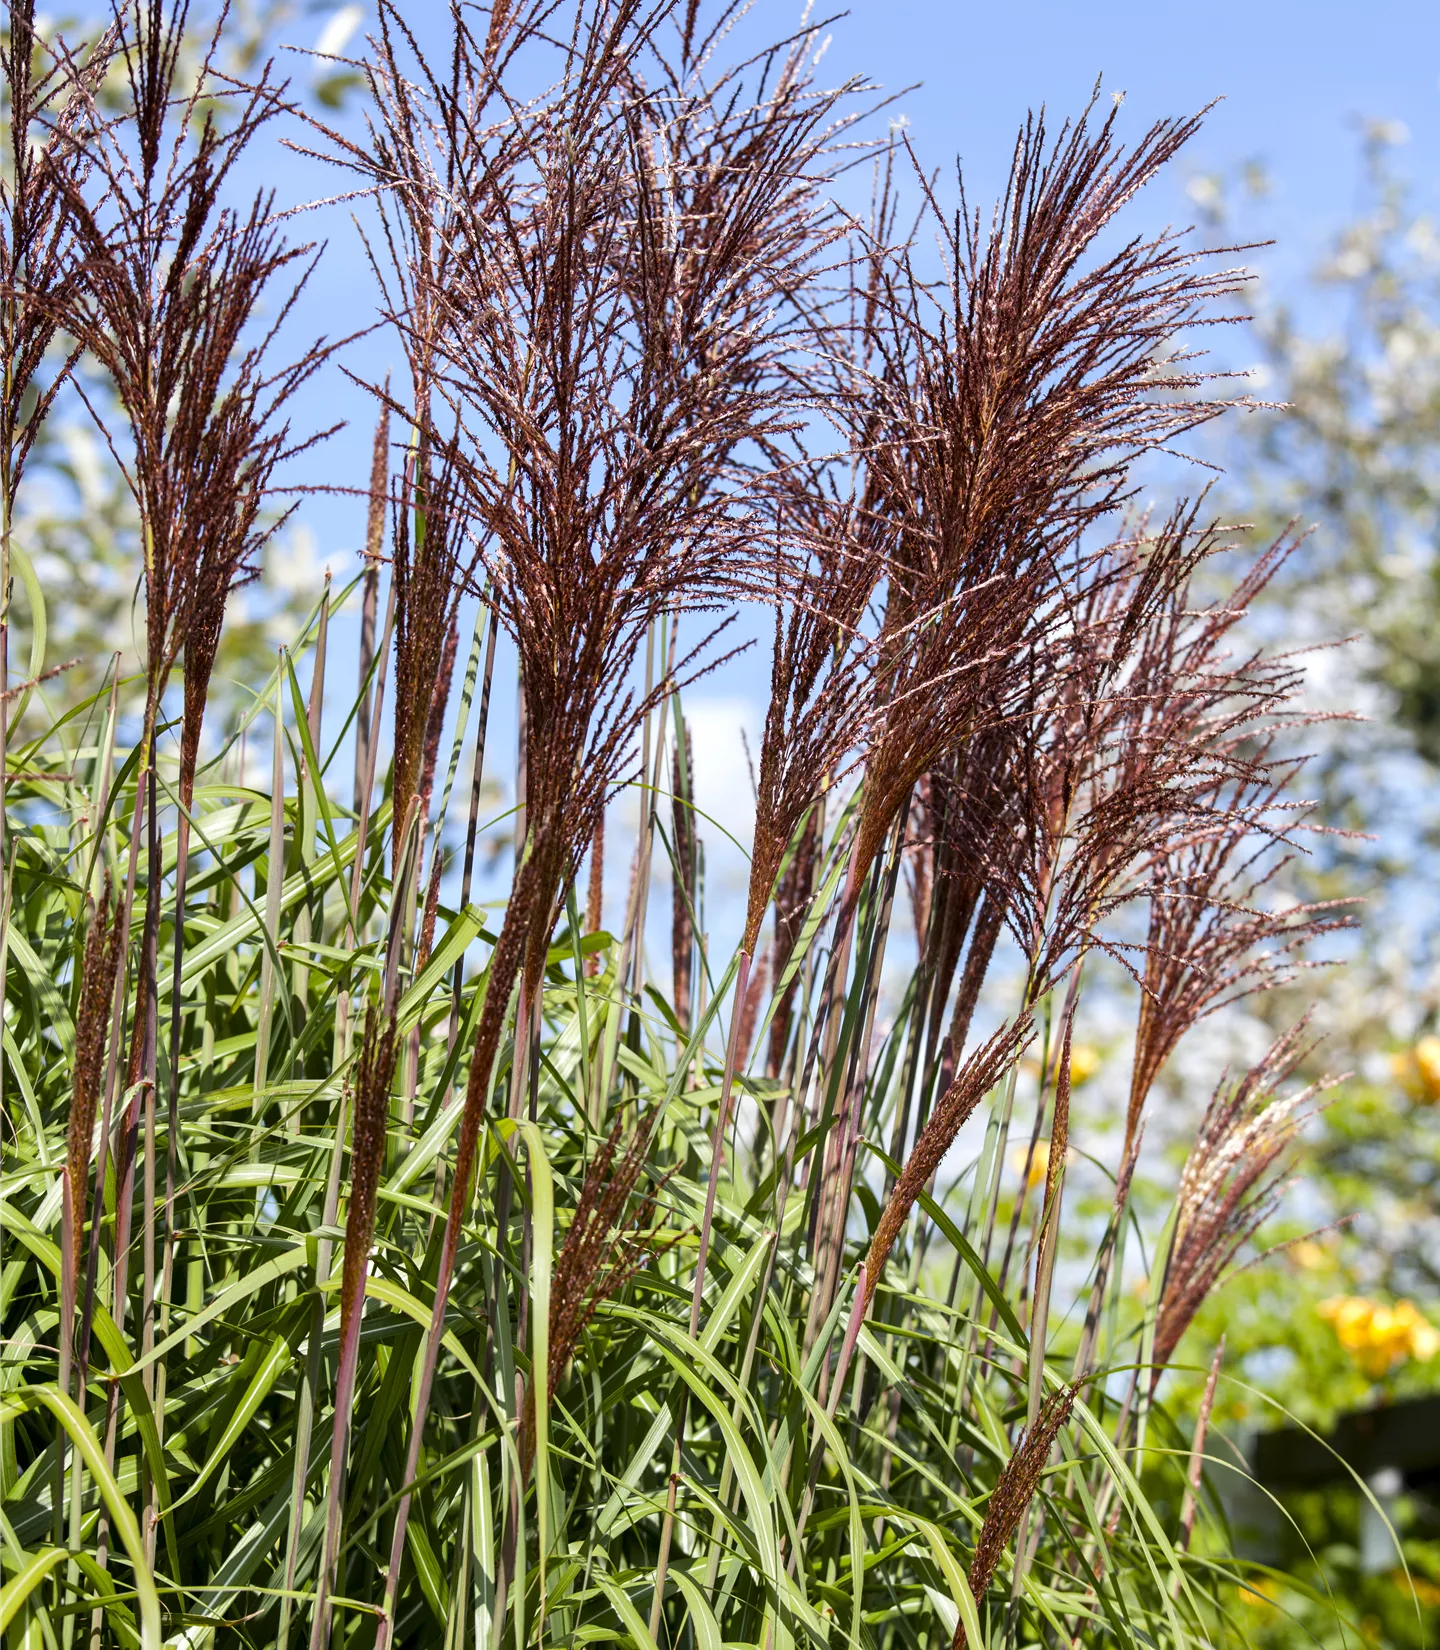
[
  {"left": 250, "top": 0, "right": 1440, "bottom": 936},
  {"left": 827, "top": 0, "right": 1439, "bottom": 256},
  {"left": 273, "top": 0, "right": 1440, "bottom": 539}
]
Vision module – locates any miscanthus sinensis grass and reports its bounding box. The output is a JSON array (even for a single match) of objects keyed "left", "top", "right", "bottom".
[{"left": 0, "top": 3, "right": 1354, "bottom": 1647}]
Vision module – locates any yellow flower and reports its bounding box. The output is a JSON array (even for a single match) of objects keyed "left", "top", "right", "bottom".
[
  {"left": 1405, "top": 1305, "right": 1440, "bottom": 1362},
  {"left": 1020, "top": 1045, "right": 1103, "bottom": 1088},
  {"left": 1289, "top": 1239, "right": 1329, "bottom": 1271},
  {"left": 1392, "top": 1570, "right": 1440, "bottom": 1607},
  {"left": 1318, "top": 1296, "right": 1440, "bottom": 1376},
  {"left": 1392, "top": 1035, "right": 1440, "bottom": 1102},
  {"left": 1009, "top": 1139, "right": 1051, "bottom": 1193},
  {"left": 1068, "top": 1043, "right": 1103, "bottom": 1086},
  {"left": 1238, "top": 1577, "right": 1279, "bottom": 1611}
]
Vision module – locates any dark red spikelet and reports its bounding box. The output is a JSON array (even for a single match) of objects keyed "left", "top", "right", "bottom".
[
  {"left": 953, "top": 1383, "right": 1078, "bottom": 1647},
  {"left": 339, "top": 1007, "right": 399, "bottom": 1347},
  {"left": 67, "top": 878, "right": 122, "bottom": 1273}
]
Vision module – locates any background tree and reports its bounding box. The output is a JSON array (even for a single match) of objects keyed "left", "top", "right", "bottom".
[{"left": 1152, "top": 128, "right": 1440, "bottom": 1649}]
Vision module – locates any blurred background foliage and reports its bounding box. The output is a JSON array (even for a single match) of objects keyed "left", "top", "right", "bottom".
[{"left": 1146, "top": 125, "right": 1440, "bottom": 1646}]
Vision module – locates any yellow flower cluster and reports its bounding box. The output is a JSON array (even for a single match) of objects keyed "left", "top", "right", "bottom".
[
  {"left": 1010, "top": 1139, "right": 1052, "bottom": 1193},
  {"left": 1318, "top": 1295, "right": 1440, "bottom": 1377},
  {"left": 1288, "top": 1239, "right": 1331, "bottom": 1272},
  {"left": 1020, "top": 1043, "right": 1103, "bottom": 1090},
  {"left": 1238, "top": 1577, "right": 1280, "bottom": 1612},
  {"left": 1392, "top": 1035, "right": 1440, "bottom": 1103},
  {"left": 1068, "top": 1042, "right": 1103, "bottom": 1086}
]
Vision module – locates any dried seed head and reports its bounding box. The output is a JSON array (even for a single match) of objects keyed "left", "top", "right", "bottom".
[
  {"left": 326, "top": 0, "right": 865, "bottom": 995},
  {"left": 936, "top": 889, "right": 1007, "bottom": 1092},
  {"left": 585, "top": 811, "right": 606, "bottom": 978},
  {"left": 53, "top": 6, "right": 332, "bottom": 765},
  {"left": 366, "top": 400, "right": 390, "bottom": 565},
  {"left": 339, "top": 1006, "right": 398, "bottom": 1347},
  {"left": 954, "top": 1381, "right": 1078, "bottom": 1646},
  {"left": 1178, "top": 1335, "right": 1225, "bottom": 1553},
  {"left": 67, "top": 876, "right": 122, "bottom": 1273},
  {"left": 1152, "top": 1022, "right": 1326, "bottom": 1372},
  {"left": 1126, "top": 720, "right": 1351, "bottom": 1147},
  {"left": 417, "top": 845, "right": 444, "bottom": 972},
  {"left": 521, "top": 1111, "right": 674, "bottom": 1475},
  {"left": 913, "top": 506, "right": 1342, "bottom": 1119},
  {"left": 392, "top": 448, "right": 473, "bottom": 870},
  {"left": 865, "top": 1015, "right": 1035, "bottom": 1306},
  {"left": 1, "top": 13, "right": 111, "bottom": 508},
  {"left": 733, "top": 955, "right": 769, "bottom": 1076},
  {"left": 744, "top": 505, "right": 887, "bottom": 959},
  {"left": 837, "top": 97, "right": 1252, "bottom": 896},
  {"left": 766, "top": 805, "right": 819, "bottom": 1080}
]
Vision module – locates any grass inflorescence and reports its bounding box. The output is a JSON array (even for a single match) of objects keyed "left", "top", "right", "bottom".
[{"left": 0, "top": 4, "right": 1349, "bottom": 1648}]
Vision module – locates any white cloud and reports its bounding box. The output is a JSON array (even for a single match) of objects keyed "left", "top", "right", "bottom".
[
  {"left": 314, "top": 5, "right": 363, "bottom": 61},
  {"left": 267, "top": 524, "right": 332, "bottom": 596},
  {"left": 684, "top": 693, "right": 760, "bottom": 859}
]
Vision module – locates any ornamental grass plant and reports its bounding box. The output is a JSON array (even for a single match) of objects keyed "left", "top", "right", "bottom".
[{"left": 0, "top": 3, "right": 1355, "bottom": 1647}]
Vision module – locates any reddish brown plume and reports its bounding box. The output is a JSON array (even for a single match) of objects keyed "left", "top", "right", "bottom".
[
  {"left": 53, "top": 2, "right": 332, "bottom": 779},
  {"left": 865, "top": 1016, "right": 1035, "bottom": 1307},
  {"left": 839, "top": 99, "right": 1250, "bottom": 897},
  {"left": 1, "top": 4, "right": 111, "bottom": 512},
  {"left": 952, "top": 1382, "right": 1078, "bottom": 1647},
  {"left": 339, "top": 1007, "right": 399, "bottom": 1348},
  {"left": 67, "top": 878, "right": 122, "bottom": 1275},
  {"left": 1152, "top": 1022, "right": 1326, "bottom": 1374},
  {"left": 520, "top": 1114, "right": 672, "bottom": 1475}
]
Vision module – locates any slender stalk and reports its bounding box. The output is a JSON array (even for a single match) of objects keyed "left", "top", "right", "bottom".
[
  {"left": 289, "top": 576, "right": 331, "bottom": 1037},
  {"left": 1175, "top": 1336, "right": 1224, "bottom": 1564},
  {"left": 82, "top": 762, "right": 150, "bottom": 1642},
  {"left": 310, "top": 1007, "right": 397, "bottom": 1650},
  {"left": 811, "top": 816, "right": 906, "bottom": 1371},
  {"left": 374, "top": 864, "right": 534, "bottom": 1650},
  {"left": 337, "top": 581, "right": 396, "bottom": 1065},
  {"left": 651, "top": 942, "right": 751, "bottom": 1637},
  {"left": 255, "top": 652, "right": 288, "bottom": 1104},
  {"left": 449, "top": 587, "right": 500, "bottom": 1064},
  {"left": 355, "top": 401, "right": 390, "bottom": 815}
]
